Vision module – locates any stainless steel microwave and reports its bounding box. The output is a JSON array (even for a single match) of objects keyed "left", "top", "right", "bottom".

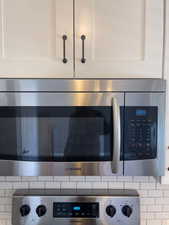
[{"left": 0, "top": 79, "right": 166, "bottom": 176}]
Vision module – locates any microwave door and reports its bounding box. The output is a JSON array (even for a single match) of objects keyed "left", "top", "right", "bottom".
[
  {"left": 0, "top": 92, "right": 124, "bottom": 176},
  {"left": 124, "top": 93, "right": 165, "bottom": 176}
]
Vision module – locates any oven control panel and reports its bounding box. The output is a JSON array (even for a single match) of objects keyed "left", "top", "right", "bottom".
[
  {"left": 12, "top": 190, "right": 140, "bottom": 225},
  {"left": 124, "top": 107, "right": 157, "bottom": 161},
  {"left": 53, "top": 202, "right": 99, "bottom": 218}
]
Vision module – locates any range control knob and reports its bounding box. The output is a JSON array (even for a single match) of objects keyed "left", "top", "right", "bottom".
[
  {"left": 20, "top": 205, "right": 30, "bottom": 217},
  {"left": 122, "top": 205, "right": 132, "bottom": 217},
  {"left": 36, "top": 205, "right": 47, "bottom": 217},
  {"left": 106, "top": 205, "right": 116, "bottom": 217}
]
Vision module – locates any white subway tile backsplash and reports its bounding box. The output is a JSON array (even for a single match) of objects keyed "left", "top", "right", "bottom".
[
  {"left": 0, "top": 176, "right": 168, "bottom": 225},
  {"left": 117, "top": 176, "right": 133, "bottom": 182},
  {"left": 133, "top": 176, "right": 149, "bottom": 182},
  {"left": 38, "top": 177, "right": 54, "bottom": 182},
  {"left": 141, "top": 212, "right": 155, "bottom": 219},
  {"left": 12, "top": 183, "right": 29, "bottom": 189},
  {"left": 147, "top": 220, "right": 163, "bottom": 225},
  {"left": 147, "top": 205, "right": 162, "bottom": 212},
  {"left": 149, "top": 177, "right": 160, "bottom": 183},
  {"left": 0, "top": 191, "right": 5, "bottom": 197},
  {"left": 0, "top": 220, "right": 7, "bottom": 225},
  {"left": 76, "top": 182, "right": 92, "bottom": 189},
  {"left": 101, "top": 176, "right": 117, "bottom": 182},
  {"left": 5, "top": 177, "right": 21, "bottom": 182},
  {"left": 141, "top": 198, "right": 155, "bottom": 205},
  {"left": 0, "top": 179, "right": 6, "bottom": 182},
  {"left": 124, "top": 182, "right": 140, "bottom": 189},
  {"left": 155, "top": 213, "right": 169, "bottom": 219},
  {"left": 3, "top": 206, "right": 11, "bottom": 213},
  {"left": 69, "top": 177, "right": 85, "bottom": 182},
  {"left": 85, "top": 176, "right": 101, "bottom": 182},
  {"left": 163, "top": 191, "right": 169, "bottom": 197},
  {"left": 0, "top": 206, "right": 6, "bottom": 213},
  {"left": 108, "top": 182, "right": 124, "bottom": 189},
  {"left": 29, "top": 182, "right": 45, "bottom": 189},
  {"left": 156, "top": 198, "right": 169, "bottom": 205},
  {"left": 0, "top": 198, "right": 11, "bottom": 205},
  {"left": 60, "top": 182, "right": 76, "bottom": 189},
  {"left": 140, "top": 205, "right": 147, "bottom": 212},
  {"left": 162, "top": 205, "right": 169, "bottom": 211},
  {"left": 21, "top": 177, "right": 38, "bottom": 182},
  {"left": 45, "top": 182, "right": 60, "bottom": 189},
  {"left": 148, "top": 190, "right": 163, "bottom": 197},
  {"left": 92, "top": 182, "right": 108, "bottom": 189},
  {"left": 4, "top": 191, "right": 14, "bottom": 198},
  {"left": 0, "top": 184, "right": 12, "bottom": 190},
  {"left": 140, "top": 219, "right": 147, "bottom": 225},
  {"left": 6, "top": 220, "right": 11, "bottom": 225},
  {"left": 157, "top": 183, "right": 169, "bottom": 189},
  {"left": 54, "top": 176, "right": 69, "bottom": 182},
  {"left": 137, "top": 190, "right": 148, "bottom": 197},
  {"left": 140, "top": 183, "right": 156, "bottom": 190},
  {"left": 0, "top": 213, "right": 11, "bottom": 220}
]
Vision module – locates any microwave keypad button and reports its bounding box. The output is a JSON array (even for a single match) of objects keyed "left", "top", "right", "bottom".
[
  {"left": 138, "top": 143, "right": 142, "bottom": 148},
  {"left": 146, "top": 143, "right": 150, "bottom": 147},
  {"left": 131, "top": 144, "right": 136, "bottom": 148},
  {"left": 131, "top": 138, "right": 135, "bottom": 142}
]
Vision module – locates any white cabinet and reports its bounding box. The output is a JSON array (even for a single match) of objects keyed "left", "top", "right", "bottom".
[
  {"left": 0, "top": 0, "right": 73, "bottom": 78},
  {"left": 161, "top": 77, "right": 169, "bottom": 183},
  {"left": 0, "top": 0, "right": 164, "bottom": 78},
  {"left": 161, "top": 0, "right": 169, "bottom": 184},
  {"left": 75, "top": 0, "right": 164, "bottom": 78}
]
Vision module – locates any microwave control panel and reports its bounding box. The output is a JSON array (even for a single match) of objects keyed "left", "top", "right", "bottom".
[{"left": 124, "top": 107, "right": 157, "bottom": 161}]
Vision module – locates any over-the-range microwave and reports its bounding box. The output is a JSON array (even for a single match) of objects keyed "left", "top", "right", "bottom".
[{"left": 0, "top": 79, "right": 166, "bottom": 176}]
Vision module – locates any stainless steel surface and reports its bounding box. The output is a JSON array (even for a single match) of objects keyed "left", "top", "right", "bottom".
[
  {"left": 124, "top": 93, "right": 165, "bottom": 176},
  {"left": 0, "top": 92, "right": 124, "bottom": 106},
  {"left": 0, "top": 79, "right": 165, "bottom": 92},
  {"left": 13, "top": 189, "right": 139, "bottom": 196},
  {"left": 0, "top": 79, "right": 166, "bottom": 176},
  {"left": 12, "top": 189, "right": 140, "bottom": 225},
  {"left": 0, "top": 92, "right": 124, "bottom": 176},
  {"left": 0, "top": 161, "right": 123, "bottom": 176},
  {"left": 111, "top": 97, "right": 121, "bottom": 173}
]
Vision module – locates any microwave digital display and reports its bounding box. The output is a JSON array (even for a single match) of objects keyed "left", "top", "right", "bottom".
[{"left": 136, "top": 109, "right": 147, "bottom": 116}]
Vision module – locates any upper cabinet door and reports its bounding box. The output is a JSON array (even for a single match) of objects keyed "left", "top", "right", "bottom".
[
  {"left": 75, "top": 0, "right": 164, "bottom": 78},
  {"left": 0, "top": 0, "right": 73, "bottom": 78}
]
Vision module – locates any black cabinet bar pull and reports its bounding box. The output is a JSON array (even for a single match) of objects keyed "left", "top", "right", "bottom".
[
  {"left": 81, "top": 35, "right": 86, "bottom": 63},
  {"left": 62, "top": 35, "right": 68, "bottom": 64}
]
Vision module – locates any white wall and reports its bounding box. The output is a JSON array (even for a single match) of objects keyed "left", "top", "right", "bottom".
[{"left": 0, "top": 176, "right": 169, "bottom": 225}]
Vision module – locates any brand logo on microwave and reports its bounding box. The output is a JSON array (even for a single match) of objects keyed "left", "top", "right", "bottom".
[{"left": 66, "top": 168, "right": 82, "bottom": 171}]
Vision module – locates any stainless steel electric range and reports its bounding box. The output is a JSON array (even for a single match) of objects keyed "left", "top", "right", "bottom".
[{"left": 12, "top": 189, "right": 140, "bottom": 225}]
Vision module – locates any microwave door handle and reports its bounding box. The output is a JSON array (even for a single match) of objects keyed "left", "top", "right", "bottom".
[{"left": 111, "top": 97, "right": 121, "bottom": 173}]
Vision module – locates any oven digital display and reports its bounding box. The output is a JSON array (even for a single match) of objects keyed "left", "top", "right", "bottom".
[{"left": 53, "top": 202, "right": 99, "bottom": 218}]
